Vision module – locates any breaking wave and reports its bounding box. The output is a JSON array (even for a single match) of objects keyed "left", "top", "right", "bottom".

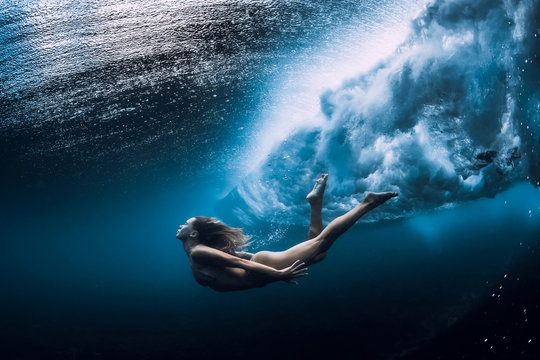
[{"left": 219, "top": 0, "right": 539, "bottom": 224}]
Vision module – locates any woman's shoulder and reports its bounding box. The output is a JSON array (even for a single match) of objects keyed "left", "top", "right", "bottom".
[{"left": 190, "top": 244, "right": 214, "bottom": 258}]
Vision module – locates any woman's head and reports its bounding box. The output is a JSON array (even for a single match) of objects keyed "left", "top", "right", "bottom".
[
  {"left": 177, "top": 216, "right": 250, "bottom": 254},
  {"left": 176, "top": 217, "right": 197, "bottom": 241}
]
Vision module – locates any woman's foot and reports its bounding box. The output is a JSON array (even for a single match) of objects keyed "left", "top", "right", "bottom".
[
  {"left": 363, "top": 191, "right": 398, "bottom": 206},
  {"left": 306, "top": 174, "right": 328, "bottom": 205}
]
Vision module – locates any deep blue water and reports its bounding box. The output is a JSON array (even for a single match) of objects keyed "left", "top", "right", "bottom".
[{"left": 1, "top": 1, "right": 539, "bottom": 359}]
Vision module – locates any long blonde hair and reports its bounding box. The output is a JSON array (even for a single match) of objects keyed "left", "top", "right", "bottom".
[{"left": 192, "top": 216, "right": 251, "bottom": 254}]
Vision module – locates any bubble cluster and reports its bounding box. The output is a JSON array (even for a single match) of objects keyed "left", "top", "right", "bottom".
[{"left": 225, "top": 0, "right": 539, "bottom": 224}]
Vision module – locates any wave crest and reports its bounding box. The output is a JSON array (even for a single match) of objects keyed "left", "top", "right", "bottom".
[{"left": 219, "top": 0, "right": 539, "bottom": 224}]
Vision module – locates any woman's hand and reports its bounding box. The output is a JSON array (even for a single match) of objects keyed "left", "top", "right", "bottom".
[{"left": 277, "top": 260, "right": 309, "bottom": 285}]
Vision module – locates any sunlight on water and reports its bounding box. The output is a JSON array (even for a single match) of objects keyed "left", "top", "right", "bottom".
[
  {"left": 238, "top": 1, "right": 428, "bottom": 184},
  {"left": 1, "top": 0, "right": 431, "bottom": 192}
]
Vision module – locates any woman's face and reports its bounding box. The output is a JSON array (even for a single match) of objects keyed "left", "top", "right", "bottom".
[{"left": 176, "top": 217, "right": 196, "bottom": 240}]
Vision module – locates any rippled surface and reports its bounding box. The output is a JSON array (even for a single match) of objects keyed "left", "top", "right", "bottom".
[{"left": 1, "top": 0, "right": 423, "bottom": 192}]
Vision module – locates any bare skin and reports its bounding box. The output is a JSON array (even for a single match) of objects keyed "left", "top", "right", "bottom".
[
  {"left": 178, "top": 174, "right": 398, "bottom": 292},
  {"left": 306, "top": 173, "right": 327, "bottom": 239}
]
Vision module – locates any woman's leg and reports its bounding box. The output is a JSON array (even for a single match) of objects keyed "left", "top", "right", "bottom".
[
  {"left": 306, "top": 174, "right": 327, "bottom": 239},
  {"left": 252, "top": 191, "right": 398, "bottom": 269},
  {"left": 251, "top": 174, "right": 327, "bottom": 268}
]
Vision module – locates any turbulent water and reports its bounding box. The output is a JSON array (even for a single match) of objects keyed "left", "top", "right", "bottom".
[
  {"left": 220, "top": 0, "right": 540, "bottom": 225},
  {"left": 1, "top": 1, "right": 539, "bottom": 360}
]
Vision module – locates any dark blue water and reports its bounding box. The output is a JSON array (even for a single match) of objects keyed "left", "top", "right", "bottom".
[{"left": 1, "top": 1, "right": 539, "bottom": 359}]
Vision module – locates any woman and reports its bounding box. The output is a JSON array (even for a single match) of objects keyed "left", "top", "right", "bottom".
[{"left": 176, "top": 174, "right": 397, "bottom": 292}]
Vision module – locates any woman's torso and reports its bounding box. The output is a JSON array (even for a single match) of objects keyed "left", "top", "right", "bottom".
[{"left": 189, "top": 253, "right": 260, "bottom": 291}]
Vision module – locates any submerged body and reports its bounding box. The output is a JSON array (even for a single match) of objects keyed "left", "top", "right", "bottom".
[{"left": 177, "top": 175, "right": 397, "bottom": 292}]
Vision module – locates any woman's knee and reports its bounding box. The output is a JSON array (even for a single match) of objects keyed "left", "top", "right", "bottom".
[{"left": 312, "top": 233, "right": 336, "bottom": 253}]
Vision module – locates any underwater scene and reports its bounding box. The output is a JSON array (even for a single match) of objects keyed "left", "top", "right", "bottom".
[{"left": 1, "top": 0, "right": 539, "bottom": 359}]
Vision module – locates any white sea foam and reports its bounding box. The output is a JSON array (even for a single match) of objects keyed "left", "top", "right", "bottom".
[{"left": 221, "top": 0, "right": 539, "bottom": 224}]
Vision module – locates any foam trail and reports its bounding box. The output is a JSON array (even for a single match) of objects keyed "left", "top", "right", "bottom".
[{"left": 219, "top": 0, "right": 539, "bottom": 225}]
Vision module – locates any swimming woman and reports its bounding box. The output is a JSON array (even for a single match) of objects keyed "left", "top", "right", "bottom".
[{"left": 176, "top": 174, "right": 397, "bottom": 292}]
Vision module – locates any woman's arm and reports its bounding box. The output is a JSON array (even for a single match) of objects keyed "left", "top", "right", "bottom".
[{"left": 191, "top": 245, "right": 306, "bottom": 282}]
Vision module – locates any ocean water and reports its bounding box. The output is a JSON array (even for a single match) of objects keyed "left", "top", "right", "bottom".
[{"left": 1, "top": 1, "right": 539, "bottom": 359}]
